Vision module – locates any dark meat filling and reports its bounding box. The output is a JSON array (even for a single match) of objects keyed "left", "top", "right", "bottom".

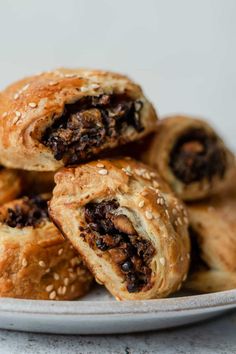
[
  {"left": 169, "top": 128, "right": 227, "bottom": 184},
  {"left": 4, "top": 195, "right": 49, "bottom": 228},
  {"left": 84, "top": 200, "right": 155, "bottom": 293},
  {"left": 42, "top": 94, "right": 143, "bottom": 165}
]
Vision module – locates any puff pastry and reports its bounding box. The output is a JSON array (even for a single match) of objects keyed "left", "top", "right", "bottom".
[
  {"left": 142, "top": 115, "right": 234, "bottom": 200},
  {"left": 0, "top": 194, "right": 93, "bottom": 300},
  {"left": 184, "top": 179, "right": 236, "bottom": 293},
  {"left": 0, "top": 167, "right": 22, "bottom": 205},
  {"left": 0, "top": 68, "right": 158, "bottom": 171},
  {"left": 49, "top": 158, "right": 190, "bottom": 300}
]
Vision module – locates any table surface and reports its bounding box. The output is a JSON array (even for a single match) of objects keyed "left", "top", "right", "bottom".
[{"left": 0, "top": 310, "right": 235, "bottom": 354}]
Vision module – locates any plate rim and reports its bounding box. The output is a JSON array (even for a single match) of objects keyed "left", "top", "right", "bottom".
[{"left": 0, "top": 289, "right": 235, "bottom": 316}]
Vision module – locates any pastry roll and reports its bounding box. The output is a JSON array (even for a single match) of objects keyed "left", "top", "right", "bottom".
[
  {"left": 185, "top": 181, "right": 236, "bottom": 293},
  {"left": 142, "top": 115, "right": 234, "bottom": 200},
  {"left": 0, "top": 167, "right": 22, "bottom": 205},
  {"left": 0, "top": 68, "right": 158, "bottom": 171},
  {"left": 49, "top": 158, "right": 190, "bottom": 300},
  {"left": 0, "top": 194, "right": 93, "bottom": 300}
]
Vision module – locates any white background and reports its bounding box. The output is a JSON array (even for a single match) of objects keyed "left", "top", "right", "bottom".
[{"left": 0, "top": 0, "right": 235, "bottom": 149}]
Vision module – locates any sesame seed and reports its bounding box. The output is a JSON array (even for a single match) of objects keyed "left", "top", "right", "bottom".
[
  {"left": 45, "top": 268, "right": 50, "bottom": 273},
  {"left": 177, "top": 217, "right": 183, "bottom": 226},
  {"left": 58, "top": 248, "right": 63, "bottom": 256},
  {"left": 90, "top": 83, "right": 100, "bottom": 89},
  {"left": 53, "top": 273, "right": 60, "bottom": 280},
  {"left": 144, "top": 172, "right": 151, "bottom": 180},
  {"left": 49, "top": 290, "right": 56, "bottom": 300},
  {"left": 71, "top": 285, "right": 76, "bottom": 292},
  {"left": 80, "top": 86, "right": 88, "bottom": 92},
  {"left": 180, "top": 256, "right": 184, "bottom": 262},
  {"left": 49, "top": 81, "right": 58, "bottom": 86},
  {"left": 172, "top": 208, "right": 178, "bottom": 215},
  {"left": 122, "top": 167, "right": 132, "bottom": 176},
  {"left": 152, "top": 180, "right": 159, "bottom": 188},
  {"left": 98, "top": 168, "right": 108, "bottom": 175},
  {"left": 165, "top": 210, "right": 170, "bottom": 218},
  {"left": 22, "top": 258, "right": 28, "bottom": 267},
  {"left": 141, "top": 191, "right": 148, "bottom": 197},
  {"left": 21, "top": 84, "right": 30, "bottom": 91},
  {"left": 183, "top": 216, "right": 188, "bottom": 224},
  {"left": 28, "top": 102, "right": 37, "bottom": 108},
  {"left": 15, "top": 111, "right": 21, "bottom": 118},
  {"left": 2, "top": 112, "right": 7, "bottom": 118},
  {"left": 145, "top": 210, "right": 153, "bottom": 220},
  {"left": 70, "top": 257, "right": 80, "bottom": 266},
  {"left": 62, "top": 286, "right": 67, "bottom": 294},
  {"left": 69, "top": 273, "right": 76, "bottom": 281},
  {"left": 64, "top": 278, "right": 69, "bottom": 286},
  {"left": 14, "top": 93, "right": 19, "bottom": 100},
  {"left": 150, "top": 172, "right": 157, "bottom": 178},
  {"left": 65, "top": 73, "right": 77, "bottom": 78},
  {"left": 183, "top": 274, "right": 187, "bottom": 281},
  {"left": 177, "top": 283, "right": 182, "bottom": 291},
  {"left": 138, "top": 200, "right": 145, "bottom": 208},
  {"left": 46, "top": 284, "right": 54, "bottom": 292},
  {"left": 39, "top": 260, "right": 46, "bottom": 268},
  {"left": 187, "top": 253, "right": 190, "bottom": 259},
  {"left": 134, "top": 169, "right": 142, "bottom": 176},
  {"left": 159, "top": 257, "right": 165, "bottom": 266},
  {"left": 96, "top": 163, "right": 104, "bottom": 168},
  {"left": 57, "top": 286, "right": 63, "bottom": 295}
]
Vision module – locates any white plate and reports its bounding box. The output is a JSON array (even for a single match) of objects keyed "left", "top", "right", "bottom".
[{"left": 0, "top": 286, "right": 236, "bottom": 334}]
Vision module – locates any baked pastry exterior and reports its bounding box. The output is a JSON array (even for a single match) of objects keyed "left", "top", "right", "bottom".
[
  {"left": 142, "top": 115, "right": 234, "bottom": 200},
  {"left": 185, "top": 180, "right": 236, "bottom": 293},
  {"left": 0, "top": 167, "right": 22, "bottom": 205},
  {"left": 49, "top": 158, "right": 190, "bottom": 300},
  {"left": 0, "top": 195, "right": 93, "bottom": 300},
  {"left": 0, "top": 68, "right": 158, "bottom": 171}
]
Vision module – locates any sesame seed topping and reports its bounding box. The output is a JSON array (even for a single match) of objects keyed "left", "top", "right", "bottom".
[
  {"left": 98, "top": 168, "right": 108, "bottom": 175},
  {"left": 22, "top": 258, "right": 28, "bottom": 267},
  {"left": 183, "top": 274, "right": 187, "bottom": 281},
  {"left": 28, "top": 102, "right": 37, "bottom": 108},
  {"left": 90, "top": 83, "right": 100, "bottom": 89},
  {"left": 57, "top": 287, "right": 63, "bottom": 295},
  {"left": 71, "top": 285, "right": 76, "bottom": 292},
  {"left": 96, "top": 163, "right": 104, "bottom": 168},
  {"left": 165, "top": 210, "right": 170, "bottom": 218},
  {"left": 172, "top": 208, "right": 178, "bottom": 215},
  {"left": 21, "top": 84, "right": 30, "bottom": 91},
  {"left": 144, "top": 172, "right": 151, "bottom": 180},
  {"left": 150, "top": 172, "right": 157, "bottom": 178},
  {"left": 62, "top": 286, "right": 67, "bottom": 294},
  {"left": 2, "top": 112, "right": 7, "bottom": 118},
  {"left": 159, "top": 257, "right": 165, "bottom": 266},
  {"left": 145, "top": 210, "right": 153, "bottom": 220},
  {"left": 152, "top": 180, "right": 159, "bottom": 188},
  {"left": 15, "top": 111, "right": 21, "bottom": 118},
  {"left": 177, "top": 217, "right": 183, "bottom": 226},
  {"left": 187, "top": 253, "right": 190, "bottom": 259},
  {"left": 70, "top": 257, "right": 80, "bottom": 266},
  {"left": 122, "top": 167, "right": 132, "bottom": 176},
  {"left": 64, "top": 278, "right": 69, "bottom": 286},
  {"left": 183, "top": 217, "right": 188, "bottom": 224},
  {"left": 49, "top": 81, "right": 58, "bottom": 86},
  {"left": 138, "top": 200, "right": 145, "bottom": 208},
  {"left": 141, "top": 191, "right": 148, "bottom": 197},
  {"left": 39, "top": 260, "right": 46, "bottom": 268},
  {"left": 53, "top": 273, "right": 60, "bottom": 280},
  {"left": 46, "top": 284, "right": 54, "bottom": 292},
  {"left": 14, "top": 93, "right": 19, "bottom": 100},
  {"left": 180, "top": 256, "right": 184, "bottom": 262},
  {"left": 80, "top": 86, "right": 88, "bottom": 92},
  {"left": 45, "top": 268, "right": 50, "bottom": 273},
  {"left": 65, "top": 73, "right": 77, "bottom": 78},
  {"left": 58, "top": 248, "right": 63, "bottom": 256},
  {"left": 49, "top": 290, "right": 56, "bottom": 300}
]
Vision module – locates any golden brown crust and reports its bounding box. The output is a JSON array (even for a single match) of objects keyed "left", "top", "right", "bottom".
[
  {"left": 0, "top": 168, "right": 22, "bottom": 205},
  {"left": 0, "top": 196, "right": 93, "bottom": 300},
  {"left": 49, "top": 158, "right": 190, "bottom": 300},
  {"left": 141, "top": 115, "right": 235, "bottom": 201},
  {"left": 0, "top": 68, "right": 158, "bottom": 171},
  {"left": 185, "top": 180, "right": 236, "bottom": 293}
]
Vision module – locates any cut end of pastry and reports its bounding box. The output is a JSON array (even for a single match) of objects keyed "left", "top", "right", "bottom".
[{"left": 169, "top": 127, "right": 227, "bottom": 185}]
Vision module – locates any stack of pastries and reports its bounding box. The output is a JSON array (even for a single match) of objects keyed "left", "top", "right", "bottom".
[{"left": 0, "top": 68, "right": 234, "bottom": 301}]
